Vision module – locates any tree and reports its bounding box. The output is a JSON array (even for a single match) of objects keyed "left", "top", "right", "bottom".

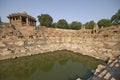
[
  {"left": 111, "top": 9, "right": 120, "bottom": 25},
  {"left": 84, "top": 20, "right": 95, "bottom": 29},
  {"left": 52, "top": 22, "right": 57, "bottom": 28},
  {"left": 69, "top": 21, "right": 82, "bottom": 30},
  {"left": 97, "top": 19, "right": 112, "bottom": 28},
  {"left": 38, "top": 14, "right": 53, "bottom": 27},
  {"left": 56, "top": 19, "right": 69, "bottom": 29}
]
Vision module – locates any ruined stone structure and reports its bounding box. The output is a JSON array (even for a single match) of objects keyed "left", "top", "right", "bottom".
[
  {"left": 0, "top": 24, "right": 120, "bottom": 61},
  {"left": 0, "top": 12, "right": 120, "bottom": 61},
  {"left": 0, "top": 12, "right": 120, "bottom": 80},
  {"left": 7, "top": 11, "right": 36, "bottom": 27}
]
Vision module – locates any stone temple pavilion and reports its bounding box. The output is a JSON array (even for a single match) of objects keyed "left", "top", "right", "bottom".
[{"left": 7, "top": 11, "right": 36, "bottom": 27}]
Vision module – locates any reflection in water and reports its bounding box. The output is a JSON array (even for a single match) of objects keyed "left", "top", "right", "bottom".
[{"left": 0, "top": 50, "right": 104, "bottom": 80}]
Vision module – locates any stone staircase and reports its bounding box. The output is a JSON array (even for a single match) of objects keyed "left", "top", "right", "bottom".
[{"left": 89, "top": 56, "right": 120, "bottom": 80}]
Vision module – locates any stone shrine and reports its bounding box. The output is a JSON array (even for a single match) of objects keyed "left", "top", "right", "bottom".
[{"left": 7, "top": 11, "right": 36, "bottom": 27}]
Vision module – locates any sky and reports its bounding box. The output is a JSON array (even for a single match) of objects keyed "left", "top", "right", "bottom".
[{"left": 0, "top": 0, "right": 120, "bottom": 25}]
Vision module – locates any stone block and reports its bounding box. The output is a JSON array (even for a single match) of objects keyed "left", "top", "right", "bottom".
[
  {"left": 1, "top": 48, "right": 11, "bottom": 56},
  {"left": 0, "top": 42, "right": 5, "bottom": 47},
  {"left": 98, "top": 70, "right": 107, "bottom": 78},
  {"left": 20, "top": 48, "right": 26, "bottom": 53},
  {"left": 115, "top": 63, "right": 119, "bottom": 67},
  {"left": 94, "top": 64, "right": 105, "bottom": 74},
  {"left": 76, "top": 78, "right": 81, "bottom": 80},
  {"left": 104, "top": 73, "right": 111, "bottom": 80},
  {"left": 15, "top": 41, "right": 24, "bottom": 46}
]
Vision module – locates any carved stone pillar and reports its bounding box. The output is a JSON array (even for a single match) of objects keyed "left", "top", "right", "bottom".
[
  {"left": 10, "top": 18, "right": 11, "bottom": 23},
  {"left": 26, "top": 17, "right": 29, "bottom": 26},
  {"left": 15, "top": 17, "right": 16, "bottom": 21},
  {"left": 20, "top": 16, "right": 22, "bottom": 26}
]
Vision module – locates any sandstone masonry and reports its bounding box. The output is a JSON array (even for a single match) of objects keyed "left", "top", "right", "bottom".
[{"left": 0, "top": 12, "right": 120, "bottom": 60}]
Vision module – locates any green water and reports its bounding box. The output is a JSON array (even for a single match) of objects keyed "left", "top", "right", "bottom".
[{"left": 0, "top": 50, "right": 104, "bottom": 80}]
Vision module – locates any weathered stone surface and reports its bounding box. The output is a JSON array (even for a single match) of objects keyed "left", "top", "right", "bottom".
[
  {"left": 0, "top": 25, "right": 120, "bottom": 60},
  {"left": 20, "top": 48, "right": 26, "bottom": 53},
  {"left": 90, "top": 55, "right": 120, "bottom": 80},
  {"left": 15, "top": 40, "right": 24, "bottom": 46},
  {"left": 27, "top": 40, "right": 35, "bottom": 44},
  {"left": 0, "top": 42, "right": 5, "bottom": 47},
  {"left": 76, "top": 78, "right": 81, "bottom": 80},
  {"left": 94, "top": 64, "right": 105, "bottom": 75},
  {"left": 0, "top": 48, "right": 11, "bottom": 56}
]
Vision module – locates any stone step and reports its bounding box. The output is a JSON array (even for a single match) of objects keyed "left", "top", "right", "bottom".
[
  {"left": 110, "top": 62, "right": 115, "bottom": 67},
  {"left": 98, "top": 70, "right": 107, "bottom": 78},
  {"left": 104, "top": 73, "right": 111, "bottom": 80}
]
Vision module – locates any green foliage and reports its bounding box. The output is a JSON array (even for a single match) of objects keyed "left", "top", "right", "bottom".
[
  {"left": 111, "top": 9, "right": 120, "bottom": 25},
  {"left": 84, "top": 20, "right": 95, "bottom": 29},
  {"left": 97, "top": 19, "right": 112, "bottom": 28},
  {"left": 70, "top": 21, "right": 82, "bottom": 30},
  {"left": 52, "top": 22, "right": 57, "bottom": 28},
  {"left": 38, "top": 14, "right": 53, "bottom": 27},
  {"left": 56, "top": 19, "right": 69, "bottom": 29},
  {"left": 36, "top": 9, "right": 120, "bottom": 29}
]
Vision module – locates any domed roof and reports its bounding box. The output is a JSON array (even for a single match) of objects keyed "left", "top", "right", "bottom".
[{"left": 19, "top": 11, "right": 27, "bottom": 14}]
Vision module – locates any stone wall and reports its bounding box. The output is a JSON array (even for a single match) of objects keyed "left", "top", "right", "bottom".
[{"left": 0, "top": 25, "right": 120, "bottom": 60}]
